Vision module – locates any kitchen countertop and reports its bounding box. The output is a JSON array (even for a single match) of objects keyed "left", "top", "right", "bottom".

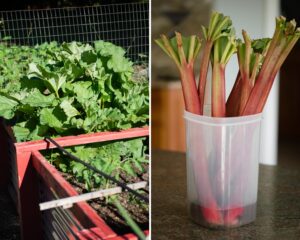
[{"left": 152, "top": 144, "right": 300, "bottom": 240}]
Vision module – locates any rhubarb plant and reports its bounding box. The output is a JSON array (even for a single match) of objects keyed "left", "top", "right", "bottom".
[{"left": 0, "top": 41, "right": 149, "bottom": 142}]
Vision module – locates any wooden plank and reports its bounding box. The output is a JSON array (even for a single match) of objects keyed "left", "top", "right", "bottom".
[
  {"left": 78, "top": 229, "right": 149, "bottom": 240},
  {"left": 19, "top": 157, "right": 43, "bottom": 240},
  {"left": 40, "top": 182, "right": 147, "bottom": 211},
  {"left": 109, "top": 230, "right": 149, "bottom": 240},
  {"left": 16, "top": 151, "right": 31, "bottom": 188},
  {"left": 16, "top": 127, "right": 149, "bottom": 153}
]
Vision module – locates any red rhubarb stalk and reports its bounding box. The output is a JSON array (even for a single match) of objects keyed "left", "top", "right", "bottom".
[
  {"left": 226, "top": 72, "right": 242, "bottom": 117},
  {"left": 199, "top": 12, "right": 233, "bottom": 115},
  {"left": 212, "top": 62, "right": 226, "bottom": 117},
  {"left": 198, "top": 41, "right": 213, "bottom": 114},
  {"left": 211, "top": 35, "right": 237, "bottom": 117},
  {"left": 242, "top": 17, "right": 300, "bottom": 115},
  {"left": 210, "top": 33, "right": 237, "bottom": 225},
  {"left": 227, "top": 36, "right": 270, "bottom": 116},
  {"left": 237, "top": 31, "right": 252, "bottom": 115},
  {"left": 155, "top": 33, "right": 202, "bottom": 114}
]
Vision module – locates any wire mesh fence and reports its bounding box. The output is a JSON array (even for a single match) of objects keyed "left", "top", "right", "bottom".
[{"left": 0, "top": 2, "right": 149, "bottom": 62}]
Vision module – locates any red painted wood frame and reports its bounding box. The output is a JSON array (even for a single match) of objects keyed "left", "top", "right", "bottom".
[{"left": 12, "top": 127, "right": 149, "bottom": 240}]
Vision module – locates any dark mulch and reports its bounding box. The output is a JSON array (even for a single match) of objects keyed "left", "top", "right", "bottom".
[{"left": 0, "top": 189, "right": 20, "bottom": 240}]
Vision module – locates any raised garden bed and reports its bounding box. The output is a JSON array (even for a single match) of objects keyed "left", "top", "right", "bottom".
[{"left": 0, "top": 123, "right": 149, "bottom": 239}]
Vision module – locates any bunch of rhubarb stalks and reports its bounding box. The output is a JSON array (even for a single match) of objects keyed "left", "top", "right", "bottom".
[
  {"left": 156, "top": 12, "right": 300, "bottom": 117},
  {"left": 156, "top": 12, "right": 300, "bottom": 226}
]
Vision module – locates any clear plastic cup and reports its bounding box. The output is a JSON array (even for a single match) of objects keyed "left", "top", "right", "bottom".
[{"left": 184, "top": 111, "right": 262, "bottom": 229}]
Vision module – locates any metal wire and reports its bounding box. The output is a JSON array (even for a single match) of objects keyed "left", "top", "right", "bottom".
[
  {"left": 0, "top": 2, "right": 149, "bottom": 62},
  {"left": 44, "top": 137, "right": 149, "bottom": 203}
]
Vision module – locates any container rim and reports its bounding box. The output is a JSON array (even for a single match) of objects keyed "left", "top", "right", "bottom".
[{"left": 184, "top": 111, "right": 263, "bottom": 126}]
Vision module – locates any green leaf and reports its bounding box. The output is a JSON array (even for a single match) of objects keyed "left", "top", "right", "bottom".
[
  {"left": 22, "top": 89, "right": 56, "bottom": 107},
  {"left": 0, "top": 95, "right": 19, "bottom": 119},
  {"left": 58, "top": 163, "right": 67, "bottom": 172},
  {"left": 81, "top": 50, "right": 97, "bottom": 64},
  {"left": 107, "top": 55, "right": 133, "bottom": 73},
  {"left": 94, "top": 40, "right": 126, "bottom": 57},
  {"left": 27, "top": 125, "right": 49, "bottom": 140},
  {"left": 60, "top": 99, "right": 80, "bottom": 118},
  {"left": 123, "top": 162, "right": 136, "bottom": 177},
  {"left": 20, "top": 76, "right": 45, "bottom": 92},
  {"left": 27, "top": 63, "right": 43, "bottom": 78},
  {"left": 72, "top": 81, "right": 94, "bottom": 102},
  {"left": 12, "top": 126, "right": 30, "bottom": 142},
  {"left": 133, "top": 159, "right": 144, "bottom": 172},
  {"left": 39, "top": 108, "right": 63, "bottom": 129},
  {"left": 252, "top": 38, "right": 271, "bottom": 54},
  {"left": 71, "top": 162, "right": 85, "bottom": 177}
]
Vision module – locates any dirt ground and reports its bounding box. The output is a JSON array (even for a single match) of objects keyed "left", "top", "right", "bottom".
[
  {"left": 0, "top": 189, "right": 20, "bottom": 240},
  {"left": 60, "top": 165, "right": 149, "bottom": 235}
]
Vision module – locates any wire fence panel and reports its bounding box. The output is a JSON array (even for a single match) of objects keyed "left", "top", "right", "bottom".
[{"left": 0, "top": 2, "right": 149, "bottom": 61}]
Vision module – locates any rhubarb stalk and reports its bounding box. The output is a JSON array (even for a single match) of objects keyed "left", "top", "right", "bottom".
[
  {"left": 199, "top": 12, "right": 233, "bottom": 114},
  {"left": 211, "top": 35, "right": 237, "bottom": 117},
  {"left": 227, "top": 37, "right": 270, "bottom": 116},
  {"left": 242, "top": 17, "right": 300, "bottom": 115},
  {"left": 155, "top": 33, "right": 202, "bottom": 114},
  {"left": 226, "top": 72, "right": 242, "bottom": 116}
]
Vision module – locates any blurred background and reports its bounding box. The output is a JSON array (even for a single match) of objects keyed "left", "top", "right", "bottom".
[{"left": 152, "top": 0, "right": 300, "bottom": 165}]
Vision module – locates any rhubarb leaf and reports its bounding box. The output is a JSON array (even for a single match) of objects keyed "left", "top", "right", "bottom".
[
  {"left": 60, "top": 99, "right": 80, "bottom": 118},
  {"left": 203, "top": 12, "right": 233, "bottom": 42},
  {"left": 22, "top": 89, "right": 56, "bottom": 107},
  {"left": 12, "top": 126, "right": 30, "bottom": 142},
  {"left": 0, "top": 95, "right": 19, "bottom": 119},
  {"left": 40, "top": 108, "right": 64, "bottom": 130}
]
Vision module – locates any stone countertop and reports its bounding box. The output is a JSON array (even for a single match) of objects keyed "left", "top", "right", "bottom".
[{"left": 152, "top": 148, "right": 300, "bottom": 240}]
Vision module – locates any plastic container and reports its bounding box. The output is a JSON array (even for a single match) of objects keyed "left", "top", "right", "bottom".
[{"left": 184, "top": 111, "right": 262, "bottom": 229}]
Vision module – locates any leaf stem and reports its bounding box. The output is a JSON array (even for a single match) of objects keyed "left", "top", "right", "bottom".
[
  {"left": 113, "top": 199, "right": 146, "bottom": 240},
  {"left": 212, "top": 62, "right": 226, "bottom": 117}
]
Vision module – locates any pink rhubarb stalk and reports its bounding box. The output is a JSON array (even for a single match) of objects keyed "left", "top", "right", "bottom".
[
  {"left": 211, "top": 35, "right": 237, "bottom": 117},
  {"left": 227, "top": 36, "right": 270, "bottom": 116},
  {"left": 226, "top": 72, "right": 242, "bottom": 117},
  {"left": 212, "top": 62, "right": 226, "bottom": 117},
  {"left": 237, "top": 31, "right": 252, "bottom": 115},
  {"left": 199, "top": 12, "right": 233, "bottom": 115},
  {"left": 242, "top": 17, "right": 300, "bottom": 115},
  {"left": 155, "top": 33, "right": 202, "bottom": 114}
]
